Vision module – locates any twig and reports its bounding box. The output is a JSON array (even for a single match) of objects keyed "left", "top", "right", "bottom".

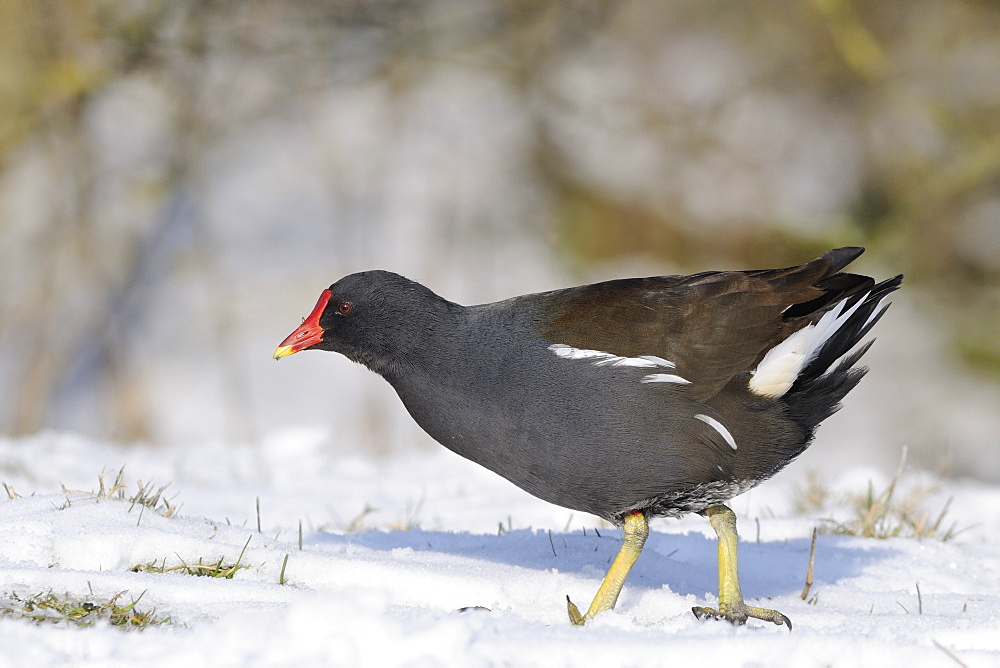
[
  {"left": 800, "top": 527, "right": 818, "bottom": 600},
  {"left": 932, "top": 639, "right": 967, "bottom": 667},
  {"left": 548, "top": 529, "right": 557, "bottom": 557},
  {"left": 916, "top": 582, "right": 922, "bottom": 614}
]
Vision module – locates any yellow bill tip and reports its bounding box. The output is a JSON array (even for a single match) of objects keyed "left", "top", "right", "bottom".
[{"left": 273, "top": 345, "right": 295, "bottom": 360}]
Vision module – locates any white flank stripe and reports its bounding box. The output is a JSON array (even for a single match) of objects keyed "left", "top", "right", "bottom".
[
  {"left": 695, "top": 414, "right": 737, "bottom": 450},
  {"left": 748, "top": 293, "right": 869, "bottom": 398},
  {"left": 636, "top": 355, "right": 675, "bottom": 368},
  {"left": 548, "top": 344, "right": 675, "bottom": 370},
  {"left": 641, "top": 374, "right": 691, "bottom": 384}
]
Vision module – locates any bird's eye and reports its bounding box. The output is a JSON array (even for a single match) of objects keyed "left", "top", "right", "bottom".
[{"left": 337, "top": 301, "right": 352, "bottom": 315}]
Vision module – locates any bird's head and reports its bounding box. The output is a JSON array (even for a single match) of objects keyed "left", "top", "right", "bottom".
[{"left": 273, "top": 270, "right": 451, "bottom": 374}]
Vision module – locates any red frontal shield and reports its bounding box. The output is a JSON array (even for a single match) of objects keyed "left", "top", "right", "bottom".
[{"left": 273, "top": 289, "right": 332, "bottom": 359}]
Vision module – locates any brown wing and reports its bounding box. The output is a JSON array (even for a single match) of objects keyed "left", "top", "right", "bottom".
[{"left": 536, "top": 248, "right": 871, "bottom": 401}]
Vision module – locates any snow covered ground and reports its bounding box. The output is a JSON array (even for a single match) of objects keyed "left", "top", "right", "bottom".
[{"left": 1, "top": 431, "right": 998, "bottom": 667}]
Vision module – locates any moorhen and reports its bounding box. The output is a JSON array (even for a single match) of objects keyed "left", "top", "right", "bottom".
[{"left": 275, "top": 247, "right": 901, "bottom": 629}]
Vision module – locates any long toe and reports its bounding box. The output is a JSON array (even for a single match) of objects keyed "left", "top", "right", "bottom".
[
  {"left": 747, "top": 605, "right": 792, "bottom": 630},
  {"left": 566, "top": 596, "right": 586, "bottom": 626},
  {"left": 691, "top": 603, "right": 791, "bottom": 630},
  {"left": 692, "top": 605, "right": 748, "bottom": 626}
]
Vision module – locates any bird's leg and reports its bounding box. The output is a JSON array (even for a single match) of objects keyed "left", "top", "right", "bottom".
[
  {"left": 692, "top": 504, "right": 792, "bottom": 630},
  {"left": 567, "top": 509, "right": 648, "bottom": 625}
]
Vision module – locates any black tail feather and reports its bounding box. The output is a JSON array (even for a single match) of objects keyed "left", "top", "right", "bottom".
[
  {"left": 791, "top": 274, "right": 902, "bottom": 392},
  {"left": 819, "top": 246, "right": 866, "bottom": 272},
  {"left": 785, "top": 342, "right": 873, "bottom": 435},
  {"left": 782, "top": 272, "right": 874, "bottom": 319},
  {"left": 783, "top": 271, "right": 901, "bottom": 439}
]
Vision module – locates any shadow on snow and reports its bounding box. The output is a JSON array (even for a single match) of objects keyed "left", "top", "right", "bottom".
[{"left": 306, "top": 525, "right": 879, "bottom": 600}]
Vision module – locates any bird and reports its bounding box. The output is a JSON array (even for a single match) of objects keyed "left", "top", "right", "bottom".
[{"left": 274, "top": 247, "right": 901, "bottom": 629}]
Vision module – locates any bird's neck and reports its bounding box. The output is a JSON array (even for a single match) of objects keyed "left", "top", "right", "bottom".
[{"left": 362, "top": 300, "right": 470, "bottom": 379}]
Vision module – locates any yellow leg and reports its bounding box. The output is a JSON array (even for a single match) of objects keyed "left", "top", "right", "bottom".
[
  {"left": 691, "top": 505, "right": 791, "bottom": 629},
  {"left": 567, "top": 510, "right": 648, "bottom": 625}
]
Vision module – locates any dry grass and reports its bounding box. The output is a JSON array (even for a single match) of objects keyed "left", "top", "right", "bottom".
[
  {"left": 796, "top": 452, "right": 963, "bottom": 541},
  {"left": 820, "top": 479, "right": 959, "bottom": 540},
  {"left": 325, "top": 497, "right": 425, "bottom": 534},
  {"left": 58, "top": 466, "right": 180, "bottom": 517}
]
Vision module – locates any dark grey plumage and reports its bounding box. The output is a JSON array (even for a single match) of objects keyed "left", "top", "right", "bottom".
[{"left": 299, "top": 248, "right": 901, "bottom": 524}]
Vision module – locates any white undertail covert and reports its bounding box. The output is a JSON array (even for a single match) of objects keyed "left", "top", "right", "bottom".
[{"left": 749, "top": 293, "right": 879, "bottom": 398}]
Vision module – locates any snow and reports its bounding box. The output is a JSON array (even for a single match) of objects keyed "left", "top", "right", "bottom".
[{"left": 1, "top": 431, "right": 999, "bottom": 667}]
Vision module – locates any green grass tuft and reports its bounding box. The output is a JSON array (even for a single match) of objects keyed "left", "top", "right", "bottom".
[
  {"left": 132, "top": 536, "right": 253, "bottom": 579},
  {"left": 0, "top": 589, "right": 169, "bottom": 629}
]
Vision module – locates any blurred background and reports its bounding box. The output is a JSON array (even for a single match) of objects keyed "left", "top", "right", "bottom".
[{"left": 1, "top": 0, "right": 997, "bottom": 480}]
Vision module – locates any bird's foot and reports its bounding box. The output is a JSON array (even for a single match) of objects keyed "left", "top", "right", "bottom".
[
  {"left": 566, "top": 510, "right": 650, "bottom": 627},
  {"left": 692, "top": 602, "right": 791, "bottom": 630}
]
